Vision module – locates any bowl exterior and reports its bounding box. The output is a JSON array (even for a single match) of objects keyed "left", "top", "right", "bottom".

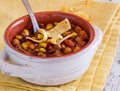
[{"left": 5, "top": 39, "right": 99, "bottom": 85}]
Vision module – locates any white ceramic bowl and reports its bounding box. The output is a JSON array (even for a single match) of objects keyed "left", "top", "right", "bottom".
[{"left": 0, "top": 11, "right": 102, "bottom": 86}]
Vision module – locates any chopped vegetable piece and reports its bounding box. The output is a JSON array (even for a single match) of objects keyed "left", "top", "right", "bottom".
[
  {"left": 37, "top": 34, "right": 44, "bottom": 40},
  {"left": 39, "top": 43, "right": 47, "bottom": 48},
  {"left": 15, "top": 35, "right": 22, "bottom": 40},
  {"left": 13, "top": 39, "right": 20, "bottom": 45},
  {"left": 21, "top": 42, "right": 28, "bottom": 50},
  {"left": 64, "top": 47, "right": 72, "bottom": 54},
  {"left": 46, "top": 23, "right": 53, "bottom": 30},
  {"left": 39, "top": 48, "right": 46, "bottom": 53},
  {"left": 23, "top": 29, "right": 29, "bottom": 35}
]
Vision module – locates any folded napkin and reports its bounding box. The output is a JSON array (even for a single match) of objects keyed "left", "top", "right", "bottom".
[
  {"left": 0, "top": 1, "right": 120, "bottom": 91},
  {"left": 76, "top": 7, "right": 120, "bottom": 91}
]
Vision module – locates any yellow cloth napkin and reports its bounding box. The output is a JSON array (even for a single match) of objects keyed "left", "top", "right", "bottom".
[
  {"left": 76, "top": 7, "right": 120, "bottom": 91},
  {"left": 0, "top": 1, "right": 120, "bottom": 91}
]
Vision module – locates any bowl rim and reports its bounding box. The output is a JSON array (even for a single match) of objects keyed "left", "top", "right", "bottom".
[{"left": 4, "top": 11, "right": 96, "bottom": 59}]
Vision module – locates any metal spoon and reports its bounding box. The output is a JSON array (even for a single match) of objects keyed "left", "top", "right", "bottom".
[
  {"left": 22, "top": 0, "right": 48, "bottom": 42},
  {"left": 22, "top": 0, "right": 71, "bottom": 44}
]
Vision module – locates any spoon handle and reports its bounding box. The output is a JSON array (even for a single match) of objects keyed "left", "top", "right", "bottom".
[{"left": 22, "top": 0, "right": 39, "bottom": 32}]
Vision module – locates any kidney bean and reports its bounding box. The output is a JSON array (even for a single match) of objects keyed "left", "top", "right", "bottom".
[
  {"left": 75, "top": 36, "right": 82, "bottom": 43},
  {"left": 48, "top": 49, "right": 56, "bottom": 53},
  {"left": 38, "top": 52, "right": 46, "bottom": 57},
  {"left": 64, "top": 39, "right": 75, "bottom": 47},
  {"left": 31, "top": 51, "right": 38, "bottom": 56},
  {"left": 47, "top": 43, "right": 53, "bottom": 50},
  {"left": 75, "top": 26, "right": 83, "bottom": 33},
  {"left": 71, "top": 24, "right": 75, "bottom": 29},
  {"left": 78, "top": 40, "right": 86, "bottom": 47},
  {"left": 79, "top": 31, "right": 88, "bottom": 40},
  {"left": 54, "top": 44, "right": 62, "bottom": 50},
  {"left": 20, "top": 37, "right": 26, "bottom": 43},
  {"left": 53, "top": 50, "right": 62, "bottom": 56},
  {"left": 70, "top": 29, "right": 74, "bottom": 33}
]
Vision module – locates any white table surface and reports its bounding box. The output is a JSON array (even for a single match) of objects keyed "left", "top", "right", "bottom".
[
  {"left": 103, "top": 39, "right": 120, "bottom": 91},
  {"left": 95, "top": 0, "right": 120, "bottom": 91}
]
